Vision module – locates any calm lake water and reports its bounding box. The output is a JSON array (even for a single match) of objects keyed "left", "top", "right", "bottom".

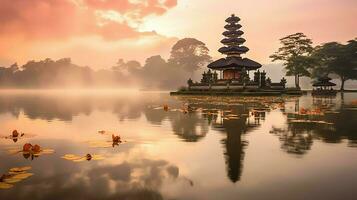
[{"left": 0, "top": 91, "right": 356, "bottom": 200}]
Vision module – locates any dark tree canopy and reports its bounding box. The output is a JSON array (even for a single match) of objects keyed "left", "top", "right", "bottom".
[
  {"left": 169, "top": 38, "right": 212, "bottom": 74},
  {"left": 311, "top": 39, "right": 357, "bottom": 90},
  {"left": 270, "top": 33, "right": 314, "bottom": 88}
]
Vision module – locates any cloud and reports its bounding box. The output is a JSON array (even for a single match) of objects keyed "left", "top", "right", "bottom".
[
  {"left": 0, "top": 0, "right": 178, "bottom": 41},
  {"left": 0, "top": 0, "right": 179, "bottom": 67}
]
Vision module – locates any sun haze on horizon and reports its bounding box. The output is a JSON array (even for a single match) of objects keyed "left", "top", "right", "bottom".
[{"left": 0, "top": 0, "right": 356, "bottom": 68}]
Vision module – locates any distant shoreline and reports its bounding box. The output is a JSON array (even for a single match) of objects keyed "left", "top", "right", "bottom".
[
  {"left": 0, "top": 88, "right": 355, "bottom": 94},
  {"left": 302, "top": 89, "right": 357, "bottom": 92}
]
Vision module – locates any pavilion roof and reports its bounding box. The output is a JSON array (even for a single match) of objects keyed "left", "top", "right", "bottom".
[
  {"left": 312, "top": 81, "right": 336, "bottom": 87},
  {"left": 207, "top": 56, "right": 261, "bottom": 70},
  {"left": 313, "top": 77, "right": 336, "bottom": 86},
  {"left": 317, "top": 77, "right": 332, "bottom": 82}
]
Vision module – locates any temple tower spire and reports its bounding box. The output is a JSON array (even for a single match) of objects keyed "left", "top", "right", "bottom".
[{"left": 219, "top": 14, "right": 248, "bottom": 58}]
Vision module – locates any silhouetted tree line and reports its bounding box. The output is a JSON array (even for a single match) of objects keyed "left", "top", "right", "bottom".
[
  {"left": 0, "top": 38, "right": 211, "bottom": 90},
  {"left": 271, "top": 33, "right": 356, "bottom": 90}
]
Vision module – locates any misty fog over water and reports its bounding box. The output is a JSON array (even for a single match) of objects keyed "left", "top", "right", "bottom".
[{"left": 0, "top": 91, "right": 356, "bottom": 199}]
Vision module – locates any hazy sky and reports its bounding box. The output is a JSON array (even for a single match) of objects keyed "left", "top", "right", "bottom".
[{"left": 0, "top": 0, "right": 356, "bottom": 68}]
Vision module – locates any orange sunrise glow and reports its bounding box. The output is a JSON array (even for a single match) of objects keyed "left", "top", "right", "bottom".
[{"left": 0, "top": 0, "right": 356, "bottom": 67}]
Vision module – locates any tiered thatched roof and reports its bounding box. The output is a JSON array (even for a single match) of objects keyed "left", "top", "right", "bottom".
[
  {"left": 208, "top": 14, "right": 261, "bottom": 71},
  {"left": 313, "top": 77, "right": 336, "bottom": 87}
]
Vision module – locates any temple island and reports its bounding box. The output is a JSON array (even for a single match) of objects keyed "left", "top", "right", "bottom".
[{"left": 171, "top": 14, "right": 302, "bottom": 96}]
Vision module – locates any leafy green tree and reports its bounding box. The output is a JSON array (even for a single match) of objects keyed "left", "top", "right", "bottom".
[
  {"left": 168, "top": 38, "right": 212, "bottom": 75},
  {"left": 311, "top": 39, "right": 357, "bottom": 90},
  {"left": 270, "top": 33, "right": 313, "bottom": 88}
]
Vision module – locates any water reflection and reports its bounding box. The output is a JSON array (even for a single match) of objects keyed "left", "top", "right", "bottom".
[
  {"left": 0, "top": 92, "right": 356, "bottom": 199},
  {"left": 0, "top": 157, "right": 179, "bottom": 200},
  {"left": 182, "top": 98, "right": 265, "bottom": 182},
  {"left": 144, "top": 106, "right": 209, "bottom": 142},
  {"left": 271, "top": 95, "right": 357, "bottom": 156}
]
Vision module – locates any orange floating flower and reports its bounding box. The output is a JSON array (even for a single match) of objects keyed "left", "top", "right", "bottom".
[
  {"left": 23, "top": 143, "right": 32, "bottom": 152},
  {"left": 32, "top": 145, "right": 41, "bottom": 153},
  {"left": 163, "top": 105, "right": 169, "bottom": 111}
]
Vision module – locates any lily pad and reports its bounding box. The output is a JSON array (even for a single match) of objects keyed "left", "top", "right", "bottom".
[
  {"left": 88, "top": 141, "right": 113, "bottom": 148},
  {"left": 62, "top": 154, "right": 105, "bottom": 162},
  {"left": 0, "top": 182, "right": 13, "bottom": 189},
  {"left": 9, "top": 166, "right": 32, "bottom": 173},
  {"left": 8, "top": 144, "right": 55, "bottom": 160},
  {"left": 0, "top": 166, "right": 33, "bottom": 189}
]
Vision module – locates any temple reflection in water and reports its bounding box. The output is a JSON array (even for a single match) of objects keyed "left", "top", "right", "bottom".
[
  {"left": 0, "top": 91, "right": 356, "bottom": 198},
  {"left": 183, "top": 98, "right": 265, "bottom": 182}
]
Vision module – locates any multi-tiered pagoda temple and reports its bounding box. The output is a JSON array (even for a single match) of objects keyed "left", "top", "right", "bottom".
[
  {"left": 173, "top": 14, "right": 297, "bottom": 95},
  {"left": 208, "top": 14, "right": 261, "bottom": 80}
]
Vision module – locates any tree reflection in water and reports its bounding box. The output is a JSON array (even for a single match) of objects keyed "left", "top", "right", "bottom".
[
  {"left": 271, "top": 95, "right": 357, "bottom": 156},
  {"left": 170, "top": 112, "right": 209, "bottom": 142},
  {"left": 0, "top": 155, "right": 182, "bottom": 200},
  {"left": 0, "top": 92, "right": 356, "bottom": 187}
]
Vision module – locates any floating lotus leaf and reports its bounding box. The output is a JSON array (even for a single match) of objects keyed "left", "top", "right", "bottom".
[
  {"left": 2, "top": 133, "right": 35, "bottom": 140},
  {"left": 61, "top": 154, "right": 82, "bottom": 160},
  {"left": 7, "top": 148, "right": 22, "bottom": 154},
  {"left": 8, "top": 144, "right": 54, "bottom": 159},
  {"left": 3, "top": 178, "right": 21, "bottom": 184},
  {"left": 62, "top": 154, "right": 105, "bottom": 162},
  {"left": 9, "top": 166, "right": 31, "bottom": 173},
  {"left": 40, "top": 149, "right": 55, "bottom": 154},
  {"left": 0, "top": 182, "right": 13, "bottom": 189},
  {"left": 0, "top": 166, "right": 33, "bottom": 189},
  {"left": 88, "top": 141, "right": 113, "bottom": 148},
  {"left": 91, "top": 154, "right": 105, "bottom": 160},
  {"left": 10, "top": 173, "right": 34, "bottom": 180},
  {"left": 73, "top": 157, "right": 88, "bottom": 162},
  {"left": 88, "top": 134, "right": 123, "bottom": 148}
]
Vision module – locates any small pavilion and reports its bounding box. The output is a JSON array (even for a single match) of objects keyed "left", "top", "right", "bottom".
[
  {"left": 312, "top": 77, "right": 337, "bottom": 95},
  {"left": 313, "top": 77, "right": 336, "bottom": 90}
]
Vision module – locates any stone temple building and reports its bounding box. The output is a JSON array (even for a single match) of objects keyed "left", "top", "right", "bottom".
[{"left": 186, "top": 14, "right": 287, "bottom": 92}]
